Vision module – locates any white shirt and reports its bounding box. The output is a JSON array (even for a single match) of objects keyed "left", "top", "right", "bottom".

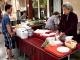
[{"left": 45, "top": 15, "right": 60, "bottom": 29}]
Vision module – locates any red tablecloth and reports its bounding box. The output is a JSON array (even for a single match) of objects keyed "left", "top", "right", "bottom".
[
  {"left": 33, "top": 32, "right": 55, "bottom": 41},
  {"left": 16, "top": 37, "right": 75, "bottom": 60},
  {"left": 45, "top": 46, "right": 72, "bottom": 57}
]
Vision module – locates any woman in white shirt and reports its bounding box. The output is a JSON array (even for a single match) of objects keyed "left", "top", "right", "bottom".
[{"left": 45, "top": 12, "right": 60, "bottom": 31}]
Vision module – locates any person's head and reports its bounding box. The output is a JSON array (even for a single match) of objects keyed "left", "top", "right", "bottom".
[
  {"left": 53, "top": 11, "right": 60, "bottom": 17},
  {"left": 63, "top": 2, "right": 73, "bottom": 15},
  {"left": 23, "top": 11, "right": 26, "bottom": 16},
  {"left": 5, "top": 4, "right": 12, "bottom": 14}
]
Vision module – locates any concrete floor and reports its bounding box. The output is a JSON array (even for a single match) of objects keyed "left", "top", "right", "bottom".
[{"left": 0, "top": 34, "right": 7, "bottom": 60}]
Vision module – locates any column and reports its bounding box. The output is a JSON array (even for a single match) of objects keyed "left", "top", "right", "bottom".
[
  {"left": 38, "top": 0, "right": 40, "bottom": 19},
  {"left": 47, "top": 0, "right": 50, "bottom": 18},
  {"left": 61, "top": 0, "right": 63, "bottom": 14},
  {"left": 11, "top": 0, "right": 16, "bottom": 12},
  {"left": 11, "top": 0, "right": 17, "bottom": 20},
  {"left": 26, "top": 0, "right": 33, "bottom": 19}
]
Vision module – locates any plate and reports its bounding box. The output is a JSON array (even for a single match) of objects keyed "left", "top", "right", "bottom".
[
  {"left": 34, "top": 29, "right": 50, "bottom": 34},
  {"left": 57, "top": 46, "right": 70, "bottom": 53},
  {"left": 42, "top": 34, "right": 51, "bottom": 36},
  {"left": 65, "top": 36, "right": 73, "bottom": 41}
]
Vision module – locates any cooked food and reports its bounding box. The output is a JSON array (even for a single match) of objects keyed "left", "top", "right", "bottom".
[{"left": 65, "top": 40, "right": 77, "bottom": 49}]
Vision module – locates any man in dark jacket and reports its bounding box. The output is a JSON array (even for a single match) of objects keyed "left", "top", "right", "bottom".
[{"left": 58, "top": 3, "right": 78, "bottom": 39}]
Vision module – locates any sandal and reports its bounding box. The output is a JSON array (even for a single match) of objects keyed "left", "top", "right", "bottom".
[
  {"left": 6, "top": 55, "right": 9, "bottom": 59},
  {"left": 11, "top": 55, "right": 16, "bottom": 59},
  {"left": 11, "top": 55, "right": 14, "bottom": 58}
]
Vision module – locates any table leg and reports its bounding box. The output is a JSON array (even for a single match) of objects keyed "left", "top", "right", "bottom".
[
  {"left": 18, "top": 49, "right": 21, "bottom": 56},
  {"left": 68, "top": 55, "right": 70, "bottom": 60},
  {"left": 23, "top": 53, "right": 26, "bottom": 60}
]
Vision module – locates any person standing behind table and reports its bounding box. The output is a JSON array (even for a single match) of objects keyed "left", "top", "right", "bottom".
[
  {"left": 21, "top": 11, "right": 27, "bottom": 19},
  {"left": 58, "top": 3, "right": 78, "bottom": 39},
  {"left": 45, "top": 12, "right": 60, "bottom": 31},
  {"left": 2, "top": 4, "right": 16, "bottom": 60}
]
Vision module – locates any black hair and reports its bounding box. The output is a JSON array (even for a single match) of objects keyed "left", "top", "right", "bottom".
[
  {"left": 23, "top": 11, "right": 26, "bottom": 13},
  {"left": 53, "top": 12, "right": 60, "bottom": 15},
  {"left": 5, "top": 4, "right": 12, "bottom": 11}
]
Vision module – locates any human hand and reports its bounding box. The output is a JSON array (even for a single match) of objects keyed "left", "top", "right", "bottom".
[
  {"left": 56, "top": 30, "right": 60, "bottom": 35},
  {"left": 13, "top": 28, "right": 16, "bottom": 33},
  {"left": 59, "top": 32, "right": 65, "bottom": 36}
]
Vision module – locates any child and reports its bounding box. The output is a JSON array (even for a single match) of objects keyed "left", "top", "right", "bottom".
[{"left": 2, "top": 4, "right": 16, "bottom": 60}]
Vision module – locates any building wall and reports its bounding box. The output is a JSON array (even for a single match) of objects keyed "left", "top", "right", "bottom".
[
  {"left": 53, "top": 0, "right": 61, "bottom": 13},
  {"left": 63, "top": 0, "right": 80, "bottom": 22}
]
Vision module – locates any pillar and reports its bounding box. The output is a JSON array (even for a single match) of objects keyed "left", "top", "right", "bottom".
[
  {"left": 47, "top": 0, "right": 50, "bottom": 18},
  {"left": 26, "top": 0, "right": 33, "bottom": 19},
  {"left": 38, "top": 0, "right": 40, "bottom": 19}
]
